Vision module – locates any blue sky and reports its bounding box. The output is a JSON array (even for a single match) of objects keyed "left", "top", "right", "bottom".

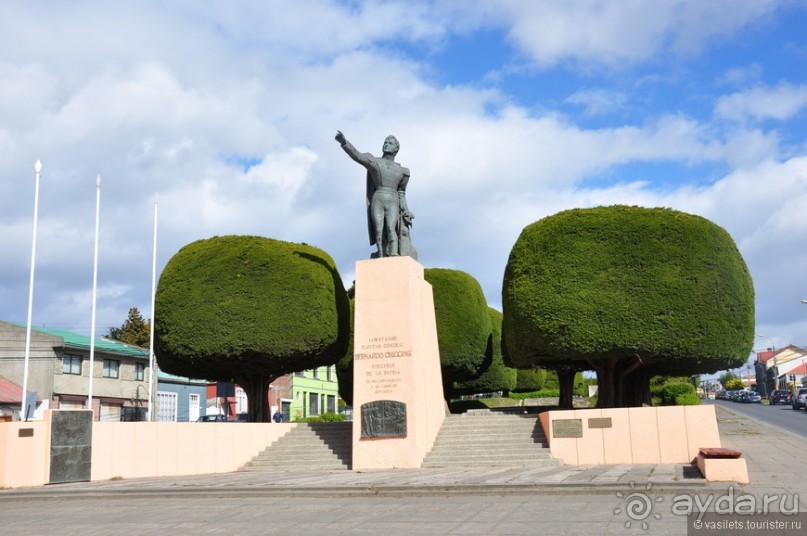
[{"left": 1, "top": 1, "right": 806, "bottom": 371}]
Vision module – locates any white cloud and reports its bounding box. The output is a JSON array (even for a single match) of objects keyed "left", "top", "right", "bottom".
[
  {"left": 481, "top": 0, "right": 781, "bottom": 68},
  {"left": 715, "top": 82, "right": 807, "bottom": 122},
  {"left": 566, "top": 88, "right": 629, "bottom": 116}
]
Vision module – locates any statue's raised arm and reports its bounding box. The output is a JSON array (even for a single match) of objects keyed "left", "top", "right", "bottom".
[{"left": 335, "top": 131, "right": 417, "bottom": 260}]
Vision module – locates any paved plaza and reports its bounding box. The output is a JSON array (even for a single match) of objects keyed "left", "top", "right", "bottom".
[{"left": 2, "top": 405, "right": 805, "bottom": 535}]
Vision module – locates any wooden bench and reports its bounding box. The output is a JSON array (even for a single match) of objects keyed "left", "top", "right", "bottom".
[{"left": 696, "top": 447, "right": 748, "bottom": 483}]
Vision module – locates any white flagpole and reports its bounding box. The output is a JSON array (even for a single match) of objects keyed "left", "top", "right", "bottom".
[
  {"left": 87, "top": 175, "right": 101, "bottom": 414},
  {"left": 148, "top": 194, "right": 158, "bottom": 421},
  {"left": 21, "top": 160, "right": 42, "bottom": 421}
]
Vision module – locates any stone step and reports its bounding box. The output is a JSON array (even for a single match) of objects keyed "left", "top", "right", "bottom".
[
  {"left": 238, "top": 422, "right": 353, "bottom": 471},
  {"left": 422, "top": 412, "right": 559, "bottom": 469}
]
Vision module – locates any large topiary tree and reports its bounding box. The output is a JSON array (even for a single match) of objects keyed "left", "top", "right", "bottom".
[
  {"left": 503, "top": 206, "right": 754, "bottom": 408},
  {"left": 450, "top": 308, "right": 518, "bottom": 398},
  {"left": 155, "top": 236, "right": 350, "bottom": 422},
  {"left": 424, "top": 268, "right": 492, "bottom": 397}
]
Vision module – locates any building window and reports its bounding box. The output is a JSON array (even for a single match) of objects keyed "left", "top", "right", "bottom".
[
  {"left": 312, "top": 367, "right": 319, "bottom": 379},
  {"left": 327, "top": 395, "right": 336, "bottom": 413},
  {"left": 295, "top": 371, "right": 305, "bottom": 377},
  {"left": 157, "top": 391, "right": 178, "bottom": 422},
  {"left": 103, "top": 359, "right": 119, "bottom": 378},
  {"left": 326, "top": 366, "right": 333, "bottom": 381},
  {"left": 62, "top": 355, "right": 82, "bottom": 375},
  {"left": 309, "top": 392, "right": 319, "bottom": 416},
  {"left": 135, "top": 363, "right": 145, "bottom": 381}
]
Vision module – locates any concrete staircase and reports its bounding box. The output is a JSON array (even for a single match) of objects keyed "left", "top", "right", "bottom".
[
  {"left": 239, "top": 422, "right": 352, "bottom": 471},
  {"left": 422, "top": 412, "right": 560, "bottom": 468}
]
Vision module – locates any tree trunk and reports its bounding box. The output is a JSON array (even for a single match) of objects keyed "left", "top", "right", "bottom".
[
  {"left": 234, "top": 374, "right": 274, "bottom": 422},
  {"left": 594, "top": 357, "right": 617, "bottom": 408},
  {"left": 622, "top": 367, "right": 652, "bottom": 407},
  {"left": 556, "top": 367, "right": 576, "bottom": 409}
]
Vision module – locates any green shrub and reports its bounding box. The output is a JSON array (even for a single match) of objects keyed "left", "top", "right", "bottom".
[
  {"left": 675, "top": 393, "right": 701, "bottom": 406},
  {"left": 294, "top": 412, "right": 346, "bottom": 423},
  {"left": 659, "top": 382, "right": 696, "bottom": 406},
  {"left": 510, "top": 389, "right": 560, "bottom": 399}
]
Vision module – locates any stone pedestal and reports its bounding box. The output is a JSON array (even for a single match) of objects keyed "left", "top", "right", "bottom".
[{"left": 352, "top": 257, "right": 445, "bottom": 470}]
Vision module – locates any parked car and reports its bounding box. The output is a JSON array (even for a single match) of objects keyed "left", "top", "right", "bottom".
[
  {"left": 197, "top": 414, "right": 228, "bottom": 422},
  {"left": 770, "top": 390, "right": 791, "bottom": 405},
  {"left": 746, "top": 392, "right": 761, "bottom": 403},
  {"left": 791, "top": 389, "right": 807, "bottom": 410}
]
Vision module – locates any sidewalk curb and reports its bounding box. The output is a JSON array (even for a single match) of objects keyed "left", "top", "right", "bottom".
[{"left": 0, "top": 480, "right": 711, "bottom": 500}]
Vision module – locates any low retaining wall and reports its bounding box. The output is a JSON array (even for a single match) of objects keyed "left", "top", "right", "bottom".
[
  {"left": 539, "top": 405, "right": 720, "bottom": 465},
  {"left": 0, "top": 411, "right": 293, "bottom": 488}
]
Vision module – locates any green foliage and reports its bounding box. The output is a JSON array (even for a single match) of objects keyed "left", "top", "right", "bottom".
[
  {"left": 573, "top": 374, "right": 593, "bottom": 397},
  {"left": 502, "top": 205, "right": 755, "bottom": 407},
  {"left": 335, "top": 297, "right": 355, "bottom": 405},
  {"left": 424, "top": 268, "right": 492, "bottom": 384},
  {"left": 509, "top": 389, "right": 560, "bottom": 399},
  {"left": 719, "top": 372, "right": 738, "bottom": 387},
  {"left": 451, "top": 308, "right": 518, "bottom": 397},
  {"left": 512, "top": 368, "right": 546, "bottom": 392},
  {"left": 107, "top": 307, "right": 150, "bottom": 348},
  {"left": 658, "top": 382, "right": 696, "bottom": 405},
  {"left": 293, "top": 412, "right": 346, "bottom": 423},
  {"left": 154, "top": 235, "right": 350, "bottom": 421},
  {"left": 724, "top": 378, "right": 745, "bottom": 391},
  {"left": 675, "top": 393, "right": 701, "bottom": 406}
]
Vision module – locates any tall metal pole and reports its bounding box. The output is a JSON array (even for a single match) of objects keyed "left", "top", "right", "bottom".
[
  {"left": 21, "top": 160, "right": 42, "bottom": 420},
  {"left": 148, "top": 195, "right": 158, "bottom": 421},
  {"left": 87, "top": 175, "right": 101, "bottom": 413}
]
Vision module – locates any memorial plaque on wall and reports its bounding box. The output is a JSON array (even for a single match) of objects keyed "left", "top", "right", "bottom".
[
  {"left": 552, "top": 418, "right": 583, "bottom": 438},
  {"left": 588, "top": 417, "right": 612, "bottom": 429},
  {"left": 361, "top": 400, "right": 407, "bottom": 438},
  {"left": 49, "top": 410, "right": 93, "bottom": 484}
]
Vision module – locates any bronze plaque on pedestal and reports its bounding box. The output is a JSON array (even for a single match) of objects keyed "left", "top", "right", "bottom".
[
  {"left": 552, "top": 418, "right": 583, "bottom": 438},
  {"left": 361, "top": 400, "right": 407, "bottom": 438},
  {"left": 588, "top": 417, "right": 612, "bottom": 429}
]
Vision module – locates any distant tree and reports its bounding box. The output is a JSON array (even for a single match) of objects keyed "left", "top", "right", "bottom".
[
  {"left": 106, "top": 307, "right": 150, "bottom": 347},
  {"left": 724, "top": 378, "right": 745, "bottom": 391},
  {"left": 425, "top": 268, "right": 493, "bottom": 396},
  {"left": 503, "top": 206, "right": 755, "bottom": 408},
  {"left": 718, "top": 372, "right": 738, "bottom": 388},
  {"left": 155, "top": 236, "right": 350, "bottom": 422},
  {"left": 450, "top": 308, "right": 518, "bottom": 398}
]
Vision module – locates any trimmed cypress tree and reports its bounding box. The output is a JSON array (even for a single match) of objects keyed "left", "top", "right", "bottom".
[
  {"left": 450, "top": 308, "right": 518, "bottom": 397},
  {"left": 502, "top": 206, "right": 754, "bottom": 408},
  {"left": 424, "top": 268, "right": 492, "bottom": 395},
  {"left": 155, "top": 236, "right": 350, "bottom": 421}
]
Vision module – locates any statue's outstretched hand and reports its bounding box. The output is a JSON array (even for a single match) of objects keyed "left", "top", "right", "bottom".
[{"left": 335, "top": 130, "right": 346, "bottom": 145}]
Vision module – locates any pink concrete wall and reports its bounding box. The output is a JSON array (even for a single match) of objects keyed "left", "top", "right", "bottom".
[
  {"left": 0, "top": 417, "right": 293, "bottom": 488},
  {"left": 91, "top": 422, "right": 294, "bottom": 480},
  {"left": 0, "top": 421, "right": 49, "bottom": 488},
  {"left": 542, "top": 405, "right": 720, "bottom": 465},
  {"left": 352, "top": 257, "right": 446, "bottom": 470}
]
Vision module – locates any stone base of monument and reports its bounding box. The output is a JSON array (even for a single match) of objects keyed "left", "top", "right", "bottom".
[{"left": 351, "top": 256, "right": 445, "bottom": 470}]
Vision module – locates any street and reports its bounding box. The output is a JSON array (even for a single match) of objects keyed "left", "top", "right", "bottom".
[{"left": 706, "top": 399, "right": 807, "bottom": 438}]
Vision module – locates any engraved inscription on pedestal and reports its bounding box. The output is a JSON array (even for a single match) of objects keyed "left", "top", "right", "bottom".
[
  {"left": 49, "top": 410, "right": 93, "bottom": 484},
  {"left": 552, "top": 418, "right": 583, "bottom": 438},
  {"left": 361, "top": 400, "right": 407, "bottom": 438}
]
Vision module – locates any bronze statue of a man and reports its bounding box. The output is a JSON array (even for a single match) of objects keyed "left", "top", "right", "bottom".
[{"left": 335, "top": 131, "right": 417, "bottom": 259}]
